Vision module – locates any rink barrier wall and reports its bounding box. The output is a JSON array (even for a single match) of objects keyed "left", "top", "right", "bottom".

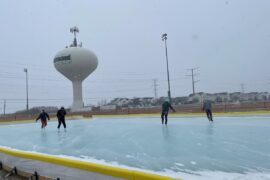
[
  {"left": 1, "top": 110, "right": 270, "bottom": 123},
  {"left": 0, "top": 146, "right": 177, "bottom": 180},
  {"left": 0, "top": 111, "right": 270, "bottom": 125},
  {"left": 92, "top": 110, "right": 270, "bottom": 118}
]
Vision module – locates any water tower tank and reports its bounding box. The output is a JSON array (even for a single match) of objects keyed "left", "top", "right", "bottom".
[{"left": 54, "top": 27, "right": 98, "bottom": 111}]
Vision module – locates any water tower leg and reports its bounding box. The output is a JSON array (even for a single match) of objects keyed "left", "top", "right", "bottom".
[{"left": 72, "top": 81, "right": 84, "bottom": 111}]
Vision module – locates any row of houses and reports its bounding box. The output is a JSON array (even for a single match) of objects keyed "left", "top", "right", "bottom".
[
  {"left": 189, "top": 92, "right": 270, "bottom": 104},
  {"left": 100, "top": 92, "right": 270, "bottom": 109}
]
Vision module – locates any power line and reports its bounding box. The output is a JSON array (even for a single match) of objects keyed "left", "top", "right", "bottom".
[{"left": 186, "top": 67, "right": 200, "bottom": 94}]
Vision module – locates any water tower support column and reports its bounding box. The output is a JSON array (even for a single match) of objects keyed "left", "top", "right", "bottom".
[{"left": 72, "top": 81, "right": 84, "bottom": 110}]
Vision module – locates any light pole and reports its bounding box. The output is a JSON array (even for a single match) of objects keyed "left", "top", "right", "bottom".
[
  {"left": 3, "top": 99, "right": 6, "bottom": 116},
  {"left": 161, "top": 33, "right": 171, "bottom": 102},
  {"left": 24, "top": 68, "right": 29, "bottom": 111}
]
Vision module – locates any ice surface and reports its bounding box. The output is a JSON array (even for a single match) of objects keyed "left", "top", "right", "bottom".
[{"left": 0, "top": 116, "right": 270, "bottom": 180}]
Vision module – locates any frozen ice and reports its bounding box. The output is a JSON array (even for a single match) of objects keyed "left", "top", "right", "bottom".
[{"left": 0, "top": 116, "right": 270, "bottom": 180}]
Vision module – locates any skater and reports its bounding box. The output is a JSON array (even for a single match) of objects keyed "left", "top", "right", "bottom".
[
  {"left": 57, "top": 107, "right": 67, "bottom": 130},
  {"left": 161, "top": 98, "right": 175, "bottom": 125},
  {"left": 36, "top": 109, "right": 50, "bottom": 128},
  {"left": 202, "top": 100, "right": 213, "bottom": 121}
]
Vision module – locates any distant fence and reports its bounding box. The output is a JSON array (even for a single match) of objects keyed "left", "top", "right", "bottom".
[{"left": 1, "top": 101, "right": 270, "bottom": 122}]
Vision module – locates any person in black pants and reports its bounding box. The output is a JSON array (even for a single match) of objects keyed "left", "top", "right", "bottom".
[
  {"left": 202, "top": 100, "right": 213, "bottom": 121},
  {"left": 161, "top": 99, "right": 176, "bottom": 125},
  {"left": 57, "top": 107, "right": 67, "bottom": 130}
]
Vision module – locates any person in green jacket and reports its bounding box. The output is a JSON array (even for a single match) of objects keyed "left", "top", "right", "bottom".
[{"left": 161, "top": 99, "right": 175, "bottom": 125}]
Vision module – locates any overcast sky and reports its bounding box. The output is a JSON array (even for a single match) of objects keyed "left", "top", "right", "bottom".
[{"left": 0, "top": 0, "right": 270, "bottom": 113}]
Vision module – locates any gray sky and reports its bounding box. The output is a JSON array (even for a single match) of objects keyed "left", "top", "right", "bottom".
[{"left": 0, "top": 0, "right": 270, "bottom": 113}]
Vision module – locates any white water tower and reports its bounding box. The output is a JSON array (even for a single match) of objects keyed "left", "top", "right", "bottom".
[{"left": 54, "top": 26, "right": 98, "bottom": 111}]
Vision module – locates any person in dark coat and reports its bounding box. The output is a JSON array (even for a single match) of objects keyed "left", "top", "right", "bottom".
[
  {"left": 202, "top": 100, "right": 213, "bottom": 121},
  {"left": 57, "top": 107, "right": 67, "bottom": 130},
  {"left": 36, "top": 109, "right": 50, "bottom": 128},
  {"left": 161, "top": 99, "right": 175, "bottom": 125}
]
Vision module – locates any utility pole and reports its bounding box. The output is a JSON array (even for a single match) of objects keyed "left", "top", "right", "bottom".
[
  {"left": 3, "top": 100, "right": 6, "bottom": 116},
  {"left": 24, "top": 68, "right": 29, "bottom": 111},
  {"left": 186, "top": 67, "right": 199, "bottom": 94},
  {"left": 241, "top": 83, "right": 245, "bottom": 93},
  {"left": 153, "top": 79, "right": 158, "bottom": 99}
]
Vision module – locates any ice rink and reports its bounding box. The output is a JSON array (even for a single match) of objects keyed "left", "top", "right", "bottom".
[{"left": 0, "top": 115, "right": 270, "bottom": 180}]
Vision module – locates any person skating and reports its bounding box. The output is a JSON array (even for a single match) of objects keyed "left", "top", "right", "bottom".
[
  {"left": 36, "top": 109, "right": 50, "bottom": 129},
  {"left": 57, "top": 107, "right": 67, "bottom": 130},
  {"left": 161, "top": 98, "right": 175, "bottom": 125},
  {"left": 202, "top": 100, "right": 213, "bottom": 121}
]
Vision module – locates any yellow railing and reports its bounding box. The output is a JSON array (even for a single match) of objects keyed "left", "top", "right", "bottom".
[{"left": 0, "top": 146, "right": 179, "bottom": 180}]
